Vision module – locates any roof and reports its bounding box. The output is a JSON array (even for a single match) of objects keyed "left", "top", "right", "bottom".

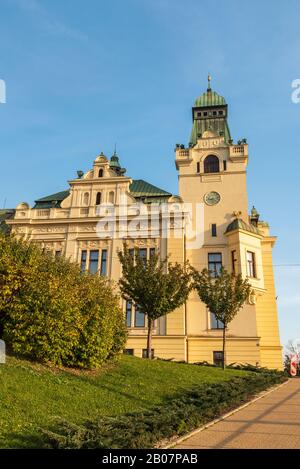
[
  {"left": 129, "top": 180, "right": 171, "bottom": 198},
  {"left": 190, "top": 118, "right": 231, "bottom": 146},
  {"left": 190, "top": 85, "right": 231, "bottom": 145},
  {"left": 32, "top": 180, "right": 171, "bottom": 209},
  {"left": 194, "top": 90, "right": 226, "bottom": 108},
  {"left": 225, "top": 218, "right": 262, "bottom": 236},
  {"left": 33, "top": 190, "right": 70, "bottom": 209}
]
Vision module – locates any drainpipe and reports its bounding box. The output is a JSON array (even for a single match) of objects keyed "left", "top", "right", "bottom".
[{"left": 183, "top": 228, "right": 189, "bottom": 363}]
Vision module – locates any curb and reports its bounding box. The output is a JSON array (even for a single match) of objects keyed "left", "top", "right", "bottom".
[{"left": 162, "top": 378, "right": 290, "bottom": 449}]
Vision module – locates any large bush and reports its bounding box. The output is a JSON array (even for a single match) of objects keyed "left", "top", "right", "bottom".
[{"left": 0, "top": 234, "right": 126, "bottom": 368}]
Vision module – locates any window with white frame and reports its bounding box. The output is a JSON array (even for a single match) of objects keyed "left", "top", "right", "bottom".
[
  {"left": 210, "top": 312, "right": 224, "bottom": 329},
  {"left": 208, "top": 253, "right": 222, "bottom": 277},
  {"left": 80, "top": 249, "right": 108, "bottom": 275},
  {"left": 246, "top": 251, "right": 256, "bottom": 278}
]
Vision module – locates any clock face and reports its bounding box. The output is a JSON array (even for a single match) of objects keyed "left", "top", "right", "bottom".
[{"left": 204, "top": 191, "right": 221, "bottom": 206}]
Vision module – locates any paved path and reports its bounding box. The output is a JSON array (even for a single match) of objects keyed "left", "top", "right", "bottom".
[{"left": 174, "top": 379, "right": 300, "bottom": 449}]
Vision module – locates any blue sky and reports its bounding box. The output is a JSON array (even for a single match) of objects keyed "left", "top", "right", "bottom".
[{"left": 0, "top": 0, "right": 299, "bottom": 347}]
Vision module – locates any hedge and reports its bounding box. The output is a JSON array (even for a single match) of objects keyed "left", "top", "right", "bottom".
[{"left": 44, "top": 370, "right": 287, "bottom": 449}]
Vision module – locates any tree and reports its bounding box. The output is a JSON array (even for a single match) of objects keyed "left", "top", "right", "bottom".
[
  {"left": 0, "top": 233, "right": 126, "bottom": 368},
  {"left": 118, "top": 244, "right": 192, "bottom": 359},
  {"left": 192, "top": 267, "right": 251, "bottom": 369}
]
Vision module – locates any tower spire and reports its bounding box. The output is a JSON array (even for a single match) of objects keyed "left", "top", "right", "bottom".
[{"left": 207, "top": 74, "right": 212, "bottom": 92}]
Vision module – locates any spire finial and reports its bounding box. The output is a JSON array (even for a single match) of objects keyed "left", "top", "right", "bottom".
[{"left": 207, "top": 74, "right": 212, "bottom": 91}]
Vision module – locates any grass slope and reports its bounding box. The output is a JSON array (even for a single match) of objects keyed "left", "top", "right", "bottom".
[{"left": 0, "top": 354, "right": 248, "bottom": 448}]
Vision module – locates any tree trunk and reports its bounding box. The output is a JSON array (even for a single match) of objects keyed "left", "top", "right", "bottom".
[
  {"left": 222, "top": 325, "right": 227, "bottom": 370},
  {"left": 147, "top": 317, "right": 153, "bottom": 359}
]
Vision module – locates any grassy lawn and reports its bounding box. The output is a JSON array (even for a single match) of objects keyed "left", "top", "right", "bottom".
[{"left": 0, "top": 354, "right": 249, "bottom": 448}]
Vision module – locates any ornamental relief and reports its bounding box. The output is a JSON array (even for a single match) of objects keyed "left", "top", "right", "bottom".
[
  {"left": 78, "top": 239, "right": 109, "bottom": 248},
  {"left": 128, "top": 238, "right": 158, "bottom": 248},
  {"left": 81, "top": 225, "right": 97, "bottom": 232},
  {"left": 33, "top": 227, "right": 66, "bottom": 233},
  {"left": 248, "top": 290, "right": 263, "bottom": 305},
  {"left": 195, "top": 138, "right": 226, "bottom": 149}
]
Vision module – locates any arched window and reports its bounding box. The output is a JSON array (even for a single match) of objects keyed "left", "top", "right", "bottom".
[
  {"left": 204, "top": 155, "right": 220, "bottom": 173},
  {"left": 96, "top": 192, "right": 102, "bottom": 205},
  {"left": 83, "top": 192, "right": 89, "bottom": 206},
  {"left": 98, "top": 169, "right": 103, "bottom": 177},
  {"left": 108, "top": 191, "right": 115, "bottom": 204}
]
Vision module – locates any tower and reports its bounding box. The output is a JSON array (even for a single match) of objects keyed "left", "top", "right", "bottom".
[{"left": 174, "top": 77, "right": 282, "bottom": 368}]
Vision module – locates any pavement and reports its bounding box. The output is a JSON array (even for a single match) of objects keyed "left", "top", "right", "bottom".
[{"left": 173, "top": 378, "right": 300, "bottom": 449}]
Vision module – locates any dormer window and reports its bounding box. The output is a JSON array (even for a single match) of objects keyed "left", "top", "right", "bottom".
[
  {"left": 98, "top": 169, "right": 103, "bottom": 178},
  {"left": 204, "top": 155, "right": 220, "bottom": 173},
  {"left": 96, "top": 192, "right": 102, "bottom": 205}
]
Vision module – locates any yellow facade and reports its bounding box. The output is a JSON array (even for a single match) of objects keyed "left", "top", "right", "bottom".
[{"left": 7, "top": 81, "right": 283, "bottom": 369}]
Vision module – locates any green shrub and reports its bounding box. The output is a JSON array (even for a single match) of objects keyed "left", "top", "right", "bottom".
[
  {"left": 0, "top": 234, "right": 126, "bottom": 368},
  {"left": 44, "top": 370, "right": 287, "bottom": 449}
]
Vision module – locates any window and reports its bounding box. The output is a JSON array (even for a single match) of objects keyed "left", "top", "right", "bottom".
[
  {"left": 247, "top": 251, "right": 256, "bottom": 278},
  {"left": 208, "top": 253, "right": 222, "bottom": 277},
  {"left": 55, "top": 250, "right": 61, "bottom": 257},
  {"left": 100, "top": 249, "right": 107, "bottom": 276},
  {"left": 149, "top": 248, "right": 156, "bottom": 258},
  {"left": 231, "top": 250, "right": 237, "bottom": 274},
  {"left": 213, "top": 351, "right": 224, "bottom": 367},
  {"left": 203, "top": 111, "right": 208, "bottom": 116},
  {"left": 211, "top": 224, "right": 217, "bottom": 237},
  {"left": 197, "top": 112, "right": 201, "bottom": 117},
  {"left": 196, "top": 162, "right": 200, "bottom": 173},
  {"left": 80, "top": 250, "right": 87, "bottom": 272},
  {"left": 213, "top": 111, "right": 217, "bottom": 116},
  {"left": 96, "top": 192, "right": 102, "bottom": 205},
  {"left": 135, "top": 305, "right": 145, "bottom": 327},
  {"left": 124, "top": 349, "right": 134, "bottom": 356},
  {"left": 89, "top": 250, "right": 99, "bottom": 274},
  {"left": 218, "top": 110, "right": 223, "bottom": 115},
  {"left": 210, "top": 312, "right": 224, "bottom": 329},
  {"left": 223, "top": 160, "right": 227, "bottom": 171},
  {"left": 109, "top": 191, "right": 114, "bottom": 204},
  {"left": 128, "top": 247, "right": 155, "bottom": 263},
  {"left": 142, "top": 349, "right": 154, "bottom": 359},
  {"left": 98, "top": 169, "right": 103, "bottom": 177},
  {"left": 138, "top": 248, "right": 147, "bottom": 265},
  {"left": 126, "top": 301, "right": 132, "bottom": 328},
  {"left": 204, "top": 155, "right": 220, "bottom": 173}
]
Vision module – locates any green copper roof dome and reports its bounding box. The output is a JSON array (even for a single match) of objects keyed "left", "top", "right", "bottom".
[
  {"left": 110, "top": 152, "right": 121, "bottom": 169},
  {"left": 225, "top": 218, "right": 262, "bottom": 236},
  {"left": 194, "top": 75, "right": 226, "bottom": 107},
  {"left": 194, "top": 90, "right": 226, "bottom": 107}
]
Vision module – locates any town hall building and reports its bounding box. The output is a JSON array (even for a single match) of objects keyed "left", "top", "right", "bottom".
[{"left": 5, "top": 78, "right": 283, "bottom": 369}]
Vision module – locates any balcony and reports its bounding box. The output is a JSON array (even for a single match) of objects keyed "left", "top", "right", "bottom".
[{"left": 229, "top": 144, "right": 248, "bottom": 162}]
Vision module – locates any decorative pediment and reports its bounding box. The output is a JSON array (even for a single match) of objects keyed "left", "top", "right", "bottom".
[{"left": 202, "top": 130, "right": 219, "bottom": 138}]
